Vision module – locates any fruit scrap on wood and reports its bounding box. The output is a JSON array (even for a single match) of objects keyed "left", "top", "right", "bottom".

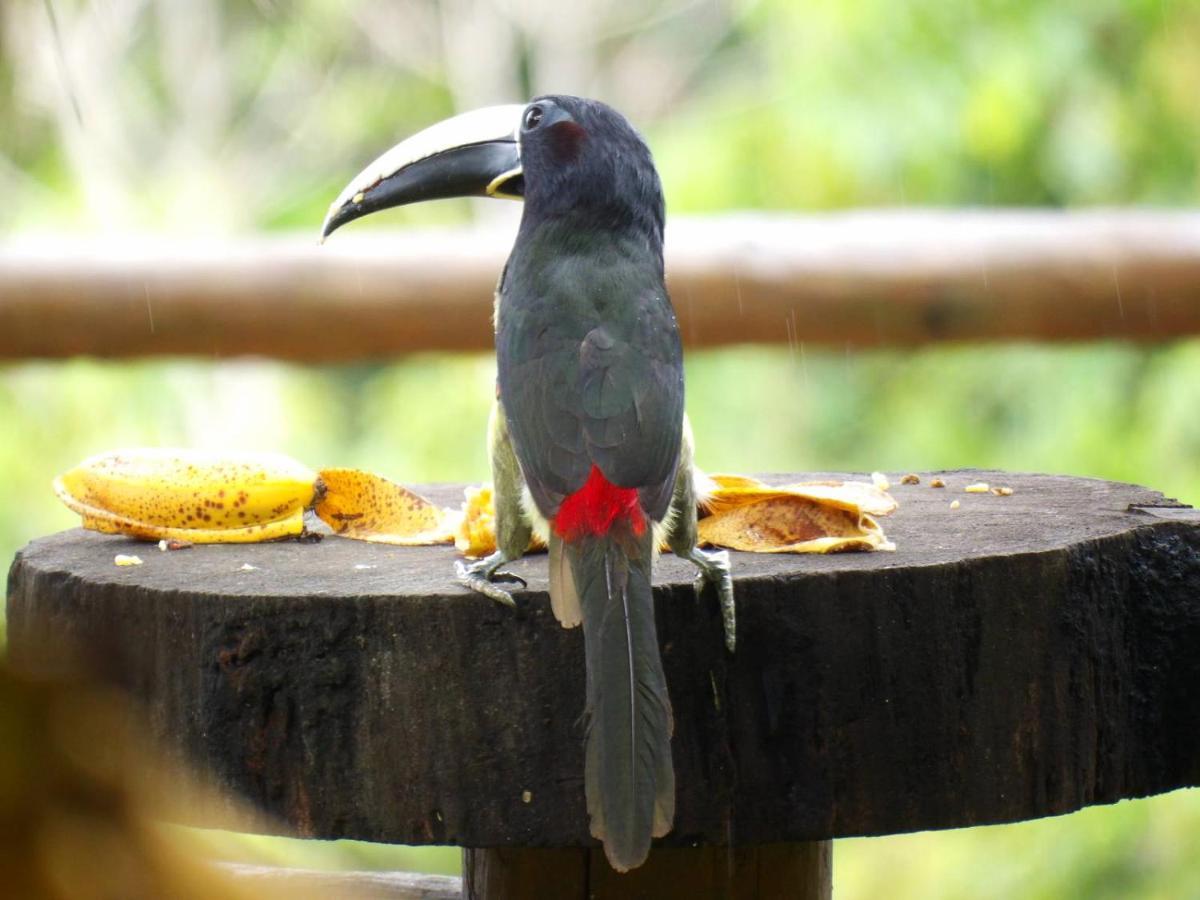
[
  {"left": 54, "top": 450, "right": 898, "bottom": 556},
  {"left": 54, "top": 449, "right": 317, "bottom": 543},
  {"left": 313, "top": 468, "right": 456, "bottom": 545},
  {"left": 695, "top": 473, "right": 896, "bottom": 554},
  {"left": 450, "top": 476, "right": 896, "bottom": 556}
]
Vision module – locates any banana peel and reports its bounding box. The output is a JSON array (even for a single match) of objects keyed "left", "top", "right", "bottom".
[
  {"left": 316, "top": 468, "right": 456, "bottom": 545},
  {"left": 53, "top": 450, "right": 457, "bottom": 546},
  {"left": 451, "top": 473, "right": 897, "bottom": 556},
  {"left": 696, "top": 473, "right": 896, "bottom": 553},
  {"left": 54, "top": 450, "right": 897, "bottom": 555},
  {"left": 54, "top": 449, "right": 318, "bottom": 543}
]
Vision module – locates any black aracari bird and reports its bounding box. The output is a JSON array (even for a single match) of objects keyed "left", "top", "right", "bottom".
[{"left": 322, "top": 96, "right": 735, "bottom": 873}]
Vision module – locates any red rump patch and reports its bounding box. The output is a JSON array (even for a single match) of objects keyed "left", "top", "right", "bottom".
[{"left": 554, "top": 465, "right": 646, "bottom": 540}]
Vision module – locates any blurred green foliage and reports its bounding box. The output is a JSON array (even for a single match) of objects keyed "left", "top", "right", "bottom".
[
  {"left": 2, "top": 0, "right": 1198, "bottom": 895},
  {"left": 660, "top": 0, "right": 1200, "bottom": 210},
  {"left": 838, "top": 788, "right": 1200, "bottom": 900}
]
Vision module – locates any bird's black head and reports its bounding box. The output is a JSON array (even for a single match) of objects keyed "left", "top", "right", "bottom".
[
  {"left": 516, "top": 95, "right": 664, "bottom": 246},
  {"left": 320, "top": 96, "right": 664, "bottom": 254}
]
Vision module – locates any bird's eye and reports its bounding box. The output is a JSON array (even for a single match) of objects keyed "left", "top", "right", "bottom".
[{"left": 523, "top": 106, "right": 544, "bottom": 130}]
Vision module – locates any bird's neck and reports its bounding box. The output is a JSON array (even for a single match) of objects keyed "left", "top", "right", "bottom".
[{"left": 515, "top": 207, "right": 664, "bottom": 277}]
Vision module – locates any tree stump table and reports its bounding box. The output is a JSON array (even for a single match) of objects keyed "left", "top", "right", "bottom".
[{"left": 8, "top": 470, "right": 1200, "bottom": 899}]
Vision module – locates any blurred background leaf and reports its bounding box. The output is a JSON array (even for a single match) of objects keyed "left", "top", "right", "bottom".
[{"left": 2, "top": 0, "right": 1198, "bottom": 894}]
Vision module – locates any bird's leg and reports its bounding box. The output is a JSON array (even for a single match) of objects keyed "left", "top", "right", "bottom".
[
  {"left": 678, "top": 545, "right": 735, "bottom": 653},
  {"left": 457, "top": 400, "right": 533, "bottom": 608},
  {"left": 455, "top": 551, "right": 526, "bottom": 607},
  {"left": 664, "top": 418, "right": 736, "bottom": 652}
]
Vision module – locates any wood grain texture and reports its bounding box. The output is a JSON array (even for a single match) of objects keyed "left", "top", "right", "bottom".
[
  {"left": 7, "top": 470, "right": 1200, "bottom": 848},
  {"left": 462, "top": 842, "right": 831, "bottom": 899},
  {"left": 3, "top": 211, "right": 1199, "bottom": 360}
]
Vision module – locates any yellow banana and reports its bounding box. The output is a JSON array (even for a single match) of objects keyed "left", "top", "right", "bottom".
[
  {"left": 314, "top": 468, "right": 457, "bottom": 544},
  {"left": 54, "top": 450, "right": 899, "bottom": 555},
  {"left": 54, "top": 449, "right": 320, "bottom": 543}
]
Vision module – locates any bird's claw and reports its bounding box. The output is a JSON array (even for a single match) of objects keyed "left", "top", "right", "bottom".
[
  {"left": 455, "top": 552, "right": 523, "bottom": 608},
  {"left": 491, "top": 570, "right": 527, "bottom": 588},
  {"left": 687, "top": 547, "right": 736, "bottom": 653}
]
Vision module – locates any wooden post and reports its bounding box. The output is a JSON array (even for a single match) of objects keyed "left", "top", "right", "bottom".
[
  {"left": 7, "top": 471, "right": 1200, "bottom": 898},
  {"left": 462, "top": 843, "right": 831, "bottom": 900}
]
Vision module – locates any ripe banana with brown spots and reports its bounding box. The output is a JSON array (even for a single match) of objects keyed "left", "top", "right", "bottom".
[
  {"left": 54, "top": 449, "right": 898, "bottom": 553},
  {"left": 54, "top": 449, "right": 321, "bottom": 543}
]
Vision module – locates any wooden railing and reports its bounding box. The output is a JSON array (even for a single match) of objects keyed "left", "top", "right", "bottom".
[{"left": 2, "top": 210, "right": 1198, "bottom": 361}]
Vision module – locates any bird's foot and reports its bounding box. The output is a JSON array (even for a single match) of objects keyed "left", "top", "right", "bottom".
[
  {"left": 455, "top": 551, "right": 527, "bottom": 608},
  {"left": 683, "top": 547, "right": 736, "bottom": 652}
]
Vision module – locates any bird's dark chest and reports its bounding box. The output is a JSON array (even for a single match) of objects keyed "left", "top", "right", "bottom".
[{"left": 496, "top": 243, "right": 662, "bottom": 375}]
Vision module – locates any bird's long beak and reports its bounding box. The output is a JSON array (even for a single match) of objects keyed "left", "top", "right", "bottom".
[{"left": 320, "top": 104, "right": 526, "bottom": 241}]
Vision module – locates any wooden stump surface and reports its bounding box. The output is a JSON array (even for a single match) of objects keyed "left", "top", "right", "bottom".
[{"left": 7, "top": 470, "right": 1200, "bottom": 848}]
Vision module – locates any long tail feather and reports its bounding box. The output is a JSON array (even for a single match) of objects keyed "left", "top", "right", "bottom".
[{"left": 566, "top": 520, "right": 674, "bottom": 872}]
